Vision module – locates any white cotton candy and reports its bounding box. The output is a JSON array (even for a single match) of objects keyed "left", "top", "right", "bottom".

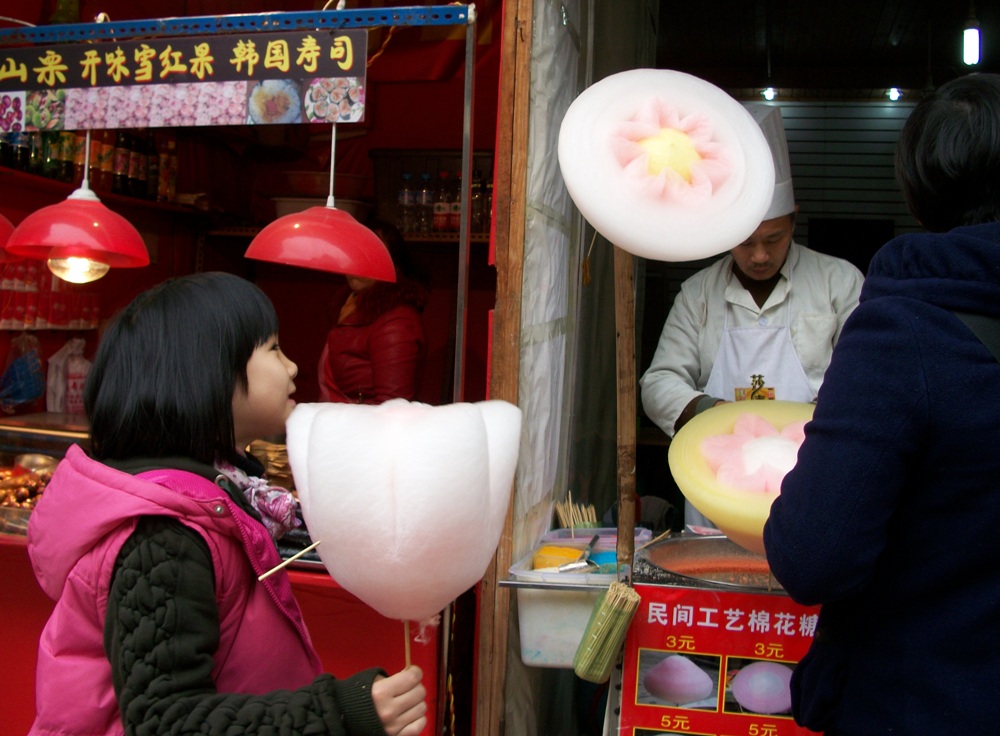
[{"left": 285, "top": 399, "right": 522, "bottom": 623}]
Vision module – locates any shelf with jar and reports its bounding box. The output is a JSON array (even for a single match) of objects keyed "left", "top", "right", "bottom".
[{"left": 370, "top": 148, "right": 494, "bottom": 244}]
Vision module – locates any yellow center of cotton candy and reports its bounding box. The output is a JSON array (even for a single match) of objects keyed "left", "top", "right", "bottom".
[{"left": 638, "top": 127, "right": 702, "bottom": 181}]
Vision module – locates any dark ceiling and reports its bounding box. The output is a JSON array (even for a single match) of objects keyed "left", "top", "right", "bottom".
[{"left": 657, "top": 0, "right": 998, "bottom": 101}]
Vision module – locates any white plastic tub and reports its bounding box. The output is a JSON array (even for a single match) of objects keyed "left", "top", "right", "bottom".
[{"left": 509, "top": 553, "right": 615, "bottom": 668}]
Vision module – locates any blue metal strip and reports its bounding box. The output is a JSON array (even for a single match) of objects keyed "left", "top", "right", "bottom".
[{"left": 0, "top": 5, "right": 473, "bottom": 46}]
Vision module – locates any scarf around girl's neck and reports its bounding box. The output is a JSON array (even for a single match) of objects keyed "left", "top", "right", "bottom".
[{"left": 214, "top": 459, "right": 301, "bottom": 540}]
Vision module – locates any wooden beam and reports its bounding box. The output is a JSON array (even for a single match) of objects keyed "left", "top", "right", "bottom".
[{"left": 474, "top": 0, "right": 532, "bottom": 734}]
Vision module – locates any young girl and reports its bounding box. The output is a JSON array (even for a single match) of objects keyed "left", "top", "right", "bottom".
[{"left": 27, "top": 272, "right": 427, "bottom": 736}]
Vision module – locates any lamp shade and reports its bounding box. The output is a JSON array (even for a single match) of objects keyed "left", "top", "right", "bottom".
[
  {"left": 245, "top": 205, "right": 396, "bottom": 282},
  {"left": 5, "top": 188, "right": 149, "bottom": 268}
]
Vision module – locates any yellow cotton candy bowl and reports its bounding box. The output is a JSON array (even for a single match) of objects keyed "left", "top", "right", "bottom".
[{"left": 668, "top": 400, "right": 814, "bottom": 555}]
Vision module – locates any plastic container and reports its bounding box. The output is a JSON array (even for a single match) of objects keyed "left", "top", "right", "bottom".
[
  {"left": 509, "top": 552, "right": 615, "bottom": 668},
  {"left": 508, "top": 526, "right": 652, "bottom": 668},
  {"left": 541, "top": 526, "right": 652, "bottom": 551}
]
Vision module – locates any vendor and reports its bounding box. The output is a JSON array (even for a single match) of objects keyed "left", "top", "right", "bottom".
[
  {"left": 318, "top": 219, "right": 429, "bottom": 404},
  {"left": 639, "top": 104, "right": 863, "bottom": 530}
]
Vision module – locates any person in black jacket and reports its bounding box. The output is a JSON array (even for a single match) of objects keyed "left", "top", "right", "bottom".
[{"left": 765, "top": 73, "right": 1000, "bottom": 735}]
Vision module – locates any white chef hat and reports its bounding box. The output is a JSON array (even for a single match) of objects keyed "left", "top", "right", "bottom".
[{"left": 743, "top": 103, "right": 795, "bottom": 220}]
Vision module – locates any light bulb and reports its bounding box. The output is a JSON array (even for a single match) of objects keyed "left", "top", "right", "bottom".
[
  {"left": 763, "top": 87, "right": 776, "bottom": 101},
  {"left": 964, "top": 26, "right": 981, "bottom": 66},
  {"left": 888, "top": 87, "right": 902, "bottom": 101},
  {"left": 48, "top": 256, "right": 111, "bottom": 284}
]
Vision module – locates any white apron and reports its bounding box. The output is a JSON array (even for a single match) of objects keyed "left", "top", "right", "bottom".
[{"left": 685, "top": 307, "right": 812, "bottom": 532}]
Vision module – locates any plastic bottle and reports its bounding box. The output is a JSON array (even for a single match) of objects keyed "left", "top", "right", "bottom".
[
  {"left": 433, "top": 171, "right": 450, "bottom": 232},
  {"left": 448, "top": 172, "right": 462, "bottom": 231},
  {"left": 87, "top": 130, "right": 102, "bottom": 188},
  {"left": 470, "top": 169, "right": 484, "bottom": 233},
  {"left": 415, "top": 172, "right": 433, "bottom": 234},
  {"left": 397, "top": 172, "right": 416, "bottom": 233}
]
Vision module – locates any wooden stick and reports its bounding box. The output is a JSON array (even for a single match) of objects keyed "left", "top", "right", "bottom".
[
  {"left": 257, "top": 540, "right": 322, "bottom": 581},
  {"left": 614, "top": 246, "right": 637, "bottom": 579},
  {"left": 404, "top": 620, "right": 412, "bottom": 668}
]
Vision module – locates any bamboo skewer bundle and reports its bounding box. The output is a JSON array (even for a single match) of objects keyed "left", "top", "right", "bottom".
[
  {"left": 573, "top": 581, "right": 641, "bottom": 683},
  {"left": 554, "top": 493, "right": 598, "bottom": 531}
]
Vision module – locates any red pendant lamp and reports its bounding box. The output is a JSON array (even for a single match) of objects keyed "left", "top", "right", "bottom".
[
  {"left": 245, "top": 124, "right": 395, "bottom": 282},
  {"left": 4, "top": 131, "right": 149, "bottom": 284}
]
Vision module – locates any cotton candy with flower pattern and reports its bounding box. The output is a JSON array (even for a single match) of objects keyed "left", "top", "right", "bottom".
[
  {"left": 700, "top": 413, "right": 807, "bottom": 494},
  {"left": 285, "top": 398, "right": 521, "bottom": 626},
  {"left": 558, "top": 69, "right": 775, "bottom": 261}
]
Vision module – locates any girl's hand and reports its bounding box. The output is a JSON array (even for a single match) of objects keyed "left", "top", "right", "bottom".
[{"left": 371, "top": 665, "right": 428, "bottom": 736}]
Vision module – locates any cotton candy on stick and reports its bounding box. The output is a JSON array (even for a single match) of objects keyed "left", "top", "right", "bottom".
[{"left": 286, "top": 399, "right": 522, "bottom": 627}]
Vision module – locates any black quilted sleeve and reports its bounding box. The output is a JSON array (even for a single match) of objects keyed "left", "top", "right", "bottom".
[{"left": 104, "top": 516, "right": 388, "bottom": 735}]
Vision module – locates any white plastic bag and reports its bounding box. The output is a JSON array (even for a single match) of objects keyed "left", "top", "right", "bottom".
[{"left": 46, "top": 337, "right": 88, "bottom": 414}]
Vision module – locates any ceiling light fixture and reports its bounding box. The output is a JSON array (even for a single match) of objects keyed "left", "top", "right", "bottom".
[
  {"left": 965, "top": 2, "right": 981, "bottom": 66},
  {"left": 762, "top": 87, "right": 776, "bottom": 101},
  {"left": 4, "top": 131, "right": 149, "bottom": 283},
  {"left": 888, "top": 87, "right": 902, "bottom": 101},
  {"left": 244, "top": 124, "right": 395, "bottom": 281}
]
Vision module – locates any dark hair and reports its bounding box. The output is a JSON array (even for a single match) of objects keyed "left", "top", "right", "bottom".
[
  {"left": 364, "top": 216, "right": 428, "bottom": 286},
  {"left": 895, "top": 73, "right": 1000, "bottom": 232},
  {"left": 84, "top": 272, "right": 279, "bottom": 465}
]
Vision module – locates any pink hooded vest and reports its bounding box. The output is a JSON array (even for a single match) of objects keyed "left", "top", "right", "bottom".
[{"left": 27, "top": 444, "right": 323, "bottom": 736}]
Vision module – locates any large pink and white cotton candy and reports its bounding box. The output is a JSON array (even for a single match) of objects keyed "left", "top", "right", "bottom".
[
  {"left": 285, "top": 398, "right": 521, "bottom": 626},
  {"left": 558, "top": 69, "right": 775, "bottom": 262},
  {"left": 700, "top": 413, "right": 807, "bottom": 494}
]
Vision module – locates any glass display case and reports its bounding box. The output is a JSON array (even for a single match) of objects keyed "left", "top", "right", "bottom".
[{"left": 0, "top": 412, "right": 86, "bottom": 535}]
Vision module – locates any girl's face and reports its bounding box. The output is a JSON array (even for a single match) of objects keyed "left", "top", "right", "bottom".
[{"left": 232, "top": 334, "right": 298, "bottom": 450}]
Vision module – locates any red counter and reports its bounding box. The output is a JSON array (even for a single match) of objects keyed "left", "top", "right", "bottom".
[{"left": 0, "top": 535, "right": 439, "bottom": 735}]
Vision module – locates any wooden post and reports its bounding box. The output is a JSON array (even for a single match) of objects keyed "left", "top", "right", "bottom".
[
  {"left": 614, "top": 245, "right": 637, "bottom": 574},
  {"left": 475, "top": 0, "right": 532, "bottom": 734}
]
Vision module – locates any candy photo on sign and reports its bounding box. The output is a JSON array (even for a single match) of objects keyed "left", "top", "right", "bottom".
[
  {"left": 558, "top": 68, "right": 775, "bottom": 262},
  {"left": 285, "top": 398, "right": 521, "bottom": 626}
]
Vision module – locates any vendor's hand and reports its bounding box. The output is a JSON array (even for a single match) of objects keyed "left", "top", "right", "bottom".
[{"left": 372, "top": 665, "right": 428, "bottom": 736}]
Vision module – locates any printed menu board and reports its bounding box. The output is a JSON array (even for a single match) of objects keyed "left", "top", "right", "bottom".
[
  {"left": 0, "top": 29, "right": 367, "bottom": 132},
  {"left": 619, "top": 583, "right": 821, "bottom": 735}
]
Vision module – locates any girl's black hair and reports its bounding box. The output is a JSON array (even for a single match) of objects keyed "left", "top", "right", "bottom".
[
  {"left": 896, "top": 72, "right": 1000, "bottom": 232},
  {"left": 84, "top": 272, "right": 279, "bottom": 465}
]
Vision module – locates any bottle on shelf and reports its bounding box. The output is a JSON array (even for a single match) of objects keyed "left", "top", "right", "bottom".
[
  {"left": 157, "top": 133, "right": 178, "bottom": 204},
  {"left": 470, "top": 169, "right": 484, "bottom": 234},
  {"left": 432, "top": 171, "right": 450, "bottom": 233},
  {"left": 59, "top": 132, "right": 76, "bottom": 183},
  {"left": 96, "top": 129, "right": 116, "bottom": 191},
  {"left": 111, "top": 129, "right": 131, "bottom": 195},
  {"left": 87, "top": 130, "right": 102, "bottom": 189},
  {"left": 11, "top": 131, "right": 30, "bottom": 171},
  {"left": 71, "top": 131, "right": 86, "bottom": 187},
  {"left": 128, "top": 128, "right": 148, "bottom": 198},
  {"left": 415, "top": 172, "right": 433, "bottom": 234},
  {"left": 0, "top": 132, "right": 12, "bottom": 168},
  {"left": 145, "top": 131, "right": 159, "bottom": 201},
  {"left": 485, "top": 179, "right": 493, "bottom": 234},
  {"left": 448, "top": 171, "right": 462, "bottom": 232},
  {"left": 397, "top": 171, "right": 416, "bottom": 234}
]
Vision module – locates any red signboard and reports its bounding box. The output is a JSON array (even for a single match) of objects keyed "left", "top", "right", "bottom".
[{"left": 619, "top": 583, "right": 821, "bottom": 736}]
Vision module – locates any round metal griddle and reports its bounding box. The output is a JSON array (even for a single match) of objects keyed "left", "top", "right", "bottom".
[{"left": 634, "top": 533, "right": 783, "bottom": 593}]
